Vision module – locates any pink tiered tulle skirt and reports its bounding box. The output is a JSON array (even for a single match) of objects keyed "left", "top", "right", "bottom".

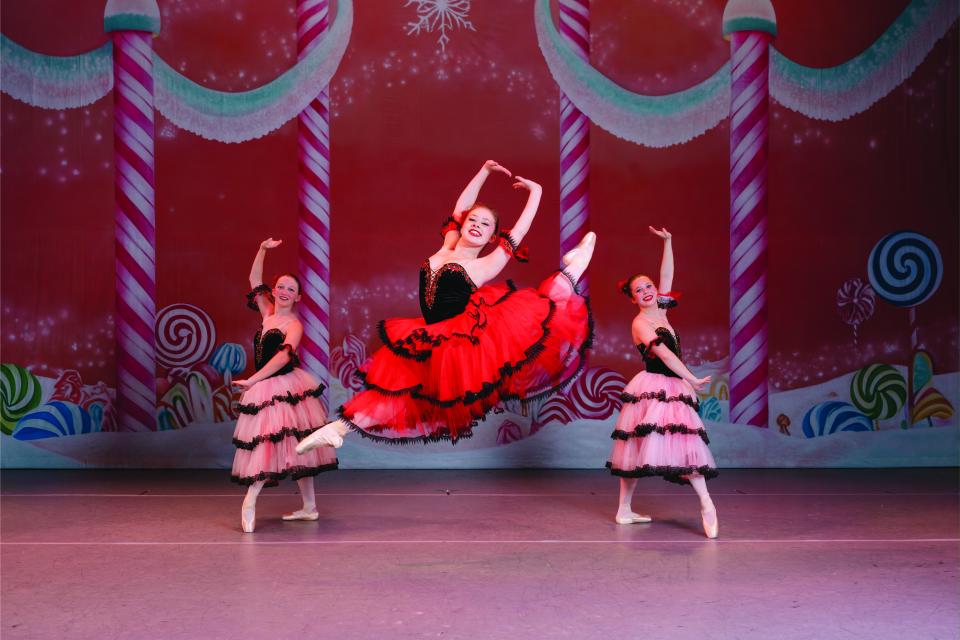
[
  {"left": 607, "top": 371, "right": 717, "bottom": 485},
  {"left": 231, "top": 368, "right": 338, "bottom": 486}
]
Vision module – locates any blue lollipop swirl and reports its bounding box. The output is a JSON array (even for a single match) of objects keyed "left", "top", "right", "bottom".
[{"left": 868, "top": 231, "right": 943, "bottom": 308}]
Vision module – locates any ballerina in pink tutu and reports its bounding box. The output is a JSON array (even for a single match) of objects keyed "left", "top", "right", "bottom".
[
  {"left": 607, "top": 227, "right": 719, "bottom": 538},
  {"left": 230, "top": 238, "right": 338, "bottom": 533}
]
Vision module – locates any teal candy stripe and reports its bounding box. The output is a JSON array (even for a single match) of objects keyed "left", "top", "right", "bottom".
[
  {"left": 770, "top": 0, "right": 950, "bottom": 92},
  {"left": 153, "top": 0, "right": 351, "bottom": 117},
  {"left": 1, "top": 34, "right": 112, "bottom": 83},
  {"left": 722, "top": 17, "right": 777, "bottom": 37},
  {"left": 104, "top": 13, "right": 161, "bottom": 34},
  {"left": 537, "top": 0, "right": 728, "bottom": 116}
]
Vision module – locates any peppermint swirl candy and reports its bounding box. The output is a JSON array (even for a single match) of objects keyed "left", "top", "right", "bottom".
[
  {"left": 330, "top": 334, "right": 368, "bottom": 392},
  {"left": 836, "top": 278, "right": 876, "bottom": 326},
  {"left": 850, "top": 363, "right": 907, "bottom": 421},
  {"left": 1, "top": 363, "right": 42, "bottom": 435},
  {"left": 565, "top": 367, "right": 627, "bottom": 420},
  {"left": 537, "top": 393, "right": 577, "bottom": 425},
  {"left": 801, "top": 401, "right": 873, "bottom": 438},
  {"left": 156, "top": 304, "right": 216, "bottom": 369},
  {"left": 868, "top": 231, "right": 943, "bottom": 307}
]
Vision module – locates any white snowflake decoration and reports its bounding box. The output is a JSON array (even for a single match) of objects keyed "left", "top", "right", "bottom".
[{"left": 404, "top": 0, "right": 475, "bottom": 53}]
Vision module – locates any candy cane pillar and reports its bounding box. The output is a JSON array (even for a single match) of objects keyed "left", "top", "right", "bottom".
[
  {"left": 105, "top": 0, "right": 161, "bottom": 432},
  {"left": 558, "top": 0, "right": 590, "bottom": 295},
  {"left": 296, "top": 0, "right": 332, "bottom": 409},
  {"left": 723, "top": 1, "right": 776, "bottom": 428}
]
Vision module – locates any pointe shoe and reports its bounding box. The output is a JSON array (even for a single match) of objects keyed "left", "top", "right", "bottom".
[
  {"left": 296, "top": 424, "right": 344, "bottom": 453},
  {"left": 562, "top": 231, "right": 597, "bottom": 266},
  {"left": 701, "top": 506, "right": 719, "bottom": 539},
  {"left": 241, "top": 503, "right": 256, "bottom": 533},
  {"left": 615, "top": 512, "right": 653, "bottom": 524},
  {"left": 282, "top": 509, "right": 320, "bottom": 521}
]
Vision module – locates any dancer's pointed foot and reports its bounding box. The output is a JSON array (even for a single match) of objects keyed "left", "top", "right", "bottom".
[
  {"left": 241, "top": 501, "right": 256, "bottom": 533},
  {"left": 700, "top": 504, "right": 719, "bottom": 539},
  {"left": 282, "top": 509, "right": 320, "bottom": 522},
  {"left": 615, "top": 508, "right": 652, "bottom": 524},
  {"left": 296, "top": 423, "right": 344, "bottom": 453},
  {"left": 562, "top": 232, "right": 596, "bottom": 283}
]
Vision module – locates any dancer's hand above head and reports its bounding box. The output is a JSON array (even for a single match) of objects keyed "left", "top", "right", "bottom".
[
  {"left": 483, "top": 160, "right": 512, "bottom": 177},
  {"left": 512, "top": 176, "right": 541, "bottom": 192},
  {"left": 649, "top": 226, "right": 672, "bottom": 240},
  {"left": 260, "top": 238, "right": 283, "bottom": 250}
]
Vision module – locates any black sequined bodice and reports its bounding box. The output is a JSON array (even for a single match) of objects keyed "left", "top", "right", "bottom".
[
  {"left": 419, "top": 261, "right": 477, "bottom": 324},
  {"left": 637, "top": 327, "right": 683, "bottom": 378},
  {"left": 254, "top": 328, "right": 296, "bottom": 377}
]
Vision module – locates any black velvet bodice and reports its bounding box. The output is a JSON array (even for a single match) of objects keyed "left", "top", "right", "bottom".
[
  {"left": 254, "top": 328, "right": 297, "bottom": 378},
  {"left": 637, "top": 327, "right": 683, "bottom": 378},
  {"left": 419, "top": 261, "right": 477, "bottom": 324}
]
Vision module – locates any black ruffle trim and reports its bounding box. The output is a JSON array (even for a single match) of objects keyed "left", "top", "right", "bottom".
[
  {"left": 377, "top": 280, "right": 520, "bottom": 362},
  {"left": 246, "top": 284, "right": 273, "bottom": 311},
  {"left": 440, "top": 215, "right": 459, "bottom": 236},
  {"left": 621, "top": 390, "right": 699, "bottom": 410},
  {"left": 362, "top": 299, "right": 558, "bottom": 407},
  {"left": 657, "top": 296, "right": 678, "bottom": 310},
  {"left": 277, "top": 343, "right": 301, "bottom": 368},
  {"left": 236, "top": 384, "right": 325, "bottom": 415},
  {"left": 230, "top": 462, "right": 339, "bottom": 487},
  {"left": 339, "top": 409, "right": 477, "bottom": 446},
  {"left": 611, "top": 423, "right": 710, "bottom": 445},
  {"left": 341, "top": 292, "right": 595, "bottom": 441},
  {"left": 498, "top": 230, "right": 529, "bottom": 263},
  {"left": 605, "top": 462, "right": 718, "bottom": 485},
  {"left": 232, "top": 426, "right": 323, "bottom": 450}
]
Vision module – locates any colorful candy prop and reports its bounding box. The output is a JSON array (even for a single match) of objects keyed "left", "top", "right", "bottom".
[
  {"left": 802, "top": 401, "right": 872, "bottom": 438},
  {"left": 13, "top": 401, "right": 98, "bottom": 440},
  {"left": 724, "top": 0, "right": 777, "bottom": 429},
  {"left": 0, "top": 363, "right": 42, "bottom": 435},
  {"left": 850, "top": 364, "right": 907, "bottom": 429},
  {"left": 156, "top": 304, "right": 216, "bottom": 369},
  {"left": 558, "top": 0, "right": 590, "bottom": 294},
  {"left": 837, "top": 278, "right": 876, "bottom": 346}
]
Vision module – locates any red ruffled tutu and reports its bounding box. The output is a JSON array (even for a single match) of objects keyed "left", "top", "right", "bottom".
[
  {"left": 341, "top": 271, "right": 592, "bottom": 443},
  {"left": 231, "top": 368, "right": 338, "bottom": 486},
  {"left": 607, "top": 371, "right": 717, "bottom": 485}
]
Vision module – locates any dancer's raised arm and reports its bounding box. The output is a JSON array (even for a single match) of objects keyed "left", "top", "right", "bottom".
[
  {"left": 443, "top": 161, "right": 512, "bottom": 250},
  {"left": 248, "top": 238, "right": 282, "bottom": 318},
  {"left": 649, "top": 227, "right": 674, "bottom": 295},
  {"left": 469, "top": 176, "right": 542, "bottom": 284}
]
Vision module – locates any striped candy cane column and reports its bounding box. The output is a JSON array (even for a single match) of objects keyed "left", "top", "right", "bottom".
[
  {"left": 558, "top": 0, "right": 590, "bottom": 295},
  {"left": 297, "top": 0, "right": 332, "bottom": 409},
  {"left": 105, "top": 1, "right": 161, "bottom": 432},
  {"left": 723, "top": 1, "right": 777, "bottom": 428}
]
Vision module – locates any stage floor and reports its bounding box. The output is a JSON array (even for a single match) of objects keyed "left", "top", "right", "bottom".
[{"left": 2, "top": 469, "right": 958, "bottom": 640}]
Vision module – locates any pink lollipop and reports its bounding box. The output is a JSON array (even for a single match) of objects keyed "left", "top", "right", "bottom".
[{"left": 837, "top": 278, "right": 876, "bottom": 346}]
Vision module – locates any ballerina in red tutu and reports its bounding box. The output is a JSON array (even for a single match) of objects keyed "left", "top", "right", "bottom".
[
  {"left": 298, "top": 160, "right": 595, "bottom": 450},
  {"left": 607, "top": 227, "right": 719, "bottom": 538},
  {"left": 230, "top": 239, "right": 338, "bottom": 533}
]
